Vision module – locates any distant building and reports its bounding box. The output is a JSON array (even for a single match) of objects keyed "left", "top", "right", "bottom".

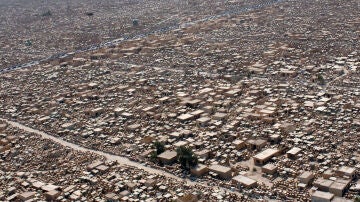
[
  {"left": 298, "top": 171, "right": 314, "bottom": 185},
  {"left": 286, "top": 147, "right": 302, "bottom": 159},
  {"left": 208, "top": 164, "right": 232, "bottom": 179},
  {"left": 190, "top": 164, "right": 208, "bottom": 177},
  {"left": 232, "top": 175, "right": 257, "bottom": 188},
  {"left": 253, "top": 148, "right": 280, "bottom": 165},
  {"left": 246, "top": 139, "right": 267, "bottom": 150},
  {"left": 314, "top": 178, "right": 334, "bottom": 192},
  {"left": 336, "top": 166, "right": 356, "bottom": 179},
  {"left": 158, "top": 150, "right": 177, "bottom": 165},
  {"left": 232, "top": 139, "right": 245, "bottom": 150},
  {"left": 311, "top": 190, "right": 334, "bottom": 202},
  {"left": 262, "top": 164, "right": 277, "bottom": 175}
]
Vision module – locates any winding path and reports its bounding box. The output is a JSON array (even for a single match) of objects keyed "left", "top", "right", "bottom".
[
  {"left": 1, "top": 119, "right": 188, "bottom": 181},
  {"left": 1, "top": 118, "right": 242, "bottom": 197}
]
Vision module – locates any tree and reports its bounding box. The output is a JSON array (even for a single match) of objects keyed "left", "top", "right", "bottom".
[
  {"left": 153, "top": 141, "right": 165, "bottom": 155},
  {"left": 317, "top": 74, "right": 325, "bottom": 85},
  {"left": 354, "top": 196, "right": 360, "bottom": 202},
  {"left": 25, "top": 40, "right": 32, "bottom": 47},
  {"left": 149, "top": 141, "right": 165, "bottom": 164},
  {"left": 41, "top": 10, "right": 52, "bottom": 17},
  {"left": 85, "top": 12, "right": 94, "bottom": 17},
  {"left": 176, "top": 146, "right": 198, "bottom": 170},
  {"left": 132, "top": 19, "right": 139, "bottom": 26},
  {"left": 149, "top": 151, "right": 158, "bottom": 163}
]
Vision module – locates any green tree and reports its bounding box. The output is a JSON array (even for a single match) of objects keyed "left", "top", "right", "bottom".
[
  {"left": 41, "top": 10, "right": 52, "bottom": 17},
  {"left": 153, "top": 141, "right": 165, "bottom": 155},
  {"left": 176, "top": 146, "right": 198, "bottom": 170},
  {"left": 149, "top": 151, "right": 158, "bottom": 163},
  {"left": 25, "top": 40, "right": 32, "bottom": 47},
  {"left": 354, "top": 195, "right": 360, "bottom": 202},
  {"left": 317, "top": 74, "right": 325, "bottom": 85}
]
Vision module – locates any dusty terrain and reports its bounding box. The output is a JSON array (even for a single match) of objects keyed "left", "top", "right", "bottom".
[{"left": 0, "top": 0, "right": 359, "bottom": 201}]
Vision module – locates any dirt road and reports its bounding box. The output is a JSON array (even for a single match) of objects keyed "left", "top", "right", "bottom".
[{"left": 1, "top": 118, "right": 242, "bottom": 197}]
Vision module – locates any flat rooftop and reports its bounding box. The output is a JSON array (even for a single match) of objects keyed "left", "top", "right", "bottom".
[{"left": 253, "top": 148, "right": 279, "bottom": 161}]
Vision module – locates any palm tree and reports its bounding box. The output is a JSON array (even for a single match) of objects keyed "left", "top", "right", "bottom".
[
  {"left": 153, "top": 141, "right": 165, "bottom": 155},
  {"left": 317, "top": 74, "right": 325, "bottom": 85},
  {"left": 176, "top": 146, "right": 198, "bottom": 170}
]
